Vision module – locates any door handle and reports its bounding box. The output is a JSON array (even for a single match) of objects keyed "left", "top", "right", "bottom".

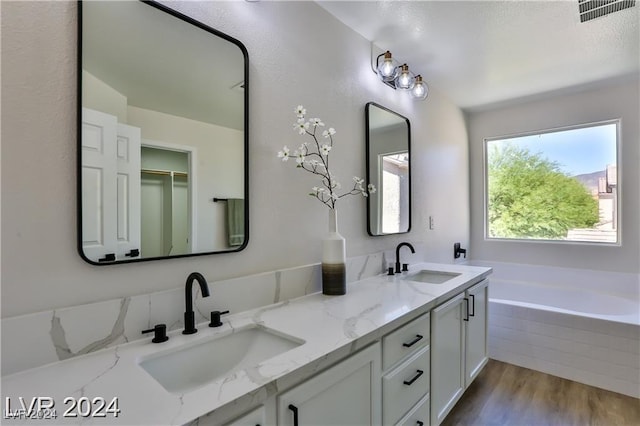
[
  {"left": 98, "top": 253, "right": 116, "bottom": 262},
  {"left": 125, "top": 249, "right": 140, "bottom": 257},
  {"left": 463, "top": 297, "right": 469, "bottom": 321},
  {"left": 288, "top": 404, "right": 299, "bottom": 426},
  {"left": 469, "top": 294, "right": 475, "bottom": 317}
]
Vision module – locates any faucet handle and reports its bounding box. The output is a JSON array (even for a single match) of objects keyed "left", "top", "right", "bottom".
[
  {"left": 142, "top": 323, "right": 169, "bottom": 343},
  {"left": 402, "top": 263, "right": 409, "bottom": 272},
  {"left": 209, "top": 310, "right": 230, "bottom": 328}
]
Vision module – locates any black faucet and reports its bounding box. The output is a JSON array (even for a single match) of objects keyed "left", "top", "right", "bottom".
[
  {"left": 183, "top": 272, "right": 210, "bottom": 335},
  {"left": 395, "top": 242, "right": 416, "bottom": 273}
]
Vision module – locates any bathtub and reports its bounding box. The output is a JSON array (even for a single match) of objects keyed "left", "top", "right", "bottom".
[{"left": 488, "top": 277, "right": 640, "bottom": 398}]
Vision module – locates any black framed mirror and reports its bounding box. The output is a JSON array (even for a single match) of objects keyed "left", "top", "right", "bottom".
[
  {"left": 365, "top": 102, "right": 411, "bottom": 236},
  {"left": 78, "top": 1, "right": 249, "bottom": 264}
]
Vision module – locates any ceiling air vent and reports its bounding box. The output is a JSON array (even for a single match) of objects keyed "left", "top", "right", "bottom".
[{"left": 579, "top": 0, "right": 636, "bottom": 22}]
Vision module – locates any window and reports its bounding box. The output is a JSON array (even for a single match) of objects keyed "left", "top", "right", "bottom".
[{"left": 484, "top": 121, "right": 619, "bottom": 244}]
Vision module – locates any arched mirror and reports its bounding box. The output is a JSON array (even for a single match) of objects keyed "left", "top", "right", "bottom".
[
  {"left": 365, "top": 102, "right": 411, "bottom": 236},
  {"left": 78, "top": 1, "right": 249, "bottom": 264}
]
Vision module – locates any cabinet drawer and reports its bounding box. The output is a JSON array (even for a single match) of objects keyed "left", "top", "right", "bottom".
[
  {"left": 383, "top": 312, "right": 430, "bottom": 371},
  {"left": 396, "top": 393, "right": 430, "bottom": 426},
  {"left": 383, "top": 345, "right": 430, "bottom": 426}
]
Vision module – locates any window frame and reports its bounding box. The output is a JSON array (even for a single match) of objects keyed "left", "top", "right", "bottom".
[{"left": 482, "top": 119, "right": 622, "bottom": 246}]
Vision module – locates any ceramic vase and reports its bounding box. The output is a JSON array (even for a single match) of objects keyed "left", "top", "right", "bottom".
[{"left": 322, "top": 209, "right": 346, "bottom": 295}]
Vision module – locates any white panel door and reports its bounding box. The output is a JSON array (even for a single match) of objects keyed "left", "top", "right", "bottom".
[
  {"left": 465, "top": 280, "right": 489, "bottom": 387},
  {"left": 81, "top": 108, "right": 117, "bottom": 262},
  {"left": 277, "top": 343, "right": 381, "bottom": 426},
  {"left": 115, "top": 123, "right": 141, "bottom": 260},
  {"left": 431, "top": 293, "right": 465, "bottom": 426}
]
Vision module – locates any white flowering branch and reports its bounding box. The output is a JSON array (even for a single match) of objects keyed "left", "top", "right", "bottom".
[{"left": 278, "top": 105, "right": 376, "bottom": 210}]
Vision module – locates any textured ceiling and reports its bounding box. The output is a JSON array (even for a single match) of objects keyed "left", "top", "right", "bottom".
[{"left": 317, "top": 1, "right": 640, "bottom": 110}]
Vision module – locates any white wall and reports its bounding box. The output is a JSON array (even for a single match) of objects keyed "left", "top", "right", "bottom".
[
  {"left": 128, "top": 106, "right": 244, "bottom": 252},
  {"left": 467, "top": 78, "right": 640, "bottom": 273},
  {"left": 1, "top": 1, "right": 470, "bottom": 318},
  {"left": 82, "top": 71, "right": 128, "bottom": 122}
]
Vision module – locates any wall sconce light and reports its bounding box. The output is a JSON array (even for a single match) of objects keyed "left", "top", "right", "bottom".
[
  {"left": 394, "top": 63, "right": 415, "bottom": 90},
  {"left": 376, "top": 51, "right": 399, "bottom": 82},
  {"left": 411, "top": 75, "right": 429, "bottom": 100},
  {"left": 373, "top": 50, "right": 429, "bottom": 101}
]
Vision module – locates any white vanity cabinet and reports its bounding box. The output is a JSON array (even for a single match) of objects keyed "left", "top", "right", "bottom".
[
  {"left": 192, "top": 277, "right": 489, "bottom": 426},
  {"left": 277, "top": 342, "right": 381, "bottom": 425},
  {"left": 431, "top": 279, "right": 489, "bottom": 426}
]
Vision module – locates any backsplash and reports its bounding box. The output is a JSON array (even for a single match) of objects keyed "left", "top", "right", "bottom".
[{"left": 1, "top": 249, "right": 417, "bottom": 376}]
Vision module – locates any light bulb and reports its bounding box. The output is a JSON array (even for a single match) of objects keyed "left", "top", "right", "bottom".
[
  {"left": 411, "top": 75, "right": 429, "bottom": 100},
  {"left": 377, "top": 51, "right": 398, "bottom": 82},
  {"left": 394, "top": 64, "right": 415, "bottom": 90}
]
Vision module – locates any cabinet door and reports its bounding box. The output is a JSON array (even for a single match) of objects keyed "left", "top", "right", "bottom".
[
  {"left": 277, "top": 343, "right": 381, "bottom": 426},
  {"left": 431, "top": 293, "right": 465, "bottom": 426},
  {"left": 465, "top": 280, "right": 488, "bottom": 387}
]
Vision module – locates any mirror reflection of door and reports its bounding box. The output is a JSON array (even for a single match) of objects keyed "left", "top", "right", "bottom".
[
  {"left": 81, "top": 108, "right": 141, "bottom": 262},
  {"left": 140, "top": 146, "right": 191, "bottom": 257}
]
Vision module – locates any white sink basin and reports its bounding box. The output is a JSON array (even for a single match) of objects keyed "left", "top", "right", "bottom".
[
  {"left": 404, "top": 270, "right": 461, "bottom": 284},
  {"left": 139, "top": 326, "right": 304, "bottom": 394}
]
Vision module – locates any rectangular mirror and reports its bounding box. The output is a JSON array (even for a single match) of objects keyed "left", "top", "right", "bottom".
[
  {"left": 365, "top": 102, "right": 411, "bottom": 236},
  {"left": 78, "top": 1, "right": 249, "bottom": 264}
]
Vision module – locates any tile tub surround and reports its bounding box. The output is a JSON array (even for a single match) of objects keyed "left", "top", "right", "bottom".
[
  {"left": 489, "top": 301, "right": 640, "bottom": 398},
  {"left": 470, "top": 260, "right": 640, "bottom": 398},
  {"left": 1, "top": 262, "right": 491, "bottom": 425},
  {"left": 1, "top": 252, "right": 388, "bottom": 376}
]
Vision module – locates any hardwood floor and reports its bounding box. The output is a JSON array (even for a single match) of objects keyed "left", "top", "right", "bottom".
[{"left": 441, "top": 360, "right": 640, "bottom": 426}]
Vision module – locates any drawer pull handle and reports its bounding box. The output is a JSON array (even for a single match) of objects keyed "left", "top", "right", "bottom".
[
  {"left": 402, "top": 334, "right": 424, "bottom": 348},
  {"left": 403, "top": 369, "right": 424, "bottom": 386},
  {"left": 417, "top": 422, "right": 424, "bottom": 426},
  {"left": 288, "top": 404, "right": 299, "bottom": 426}
]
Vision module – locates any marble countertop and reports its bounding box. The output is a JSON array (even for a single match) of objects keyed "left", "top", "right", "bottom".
[{"left": 1, "top": 262, "right": 491, "bottom": 425}]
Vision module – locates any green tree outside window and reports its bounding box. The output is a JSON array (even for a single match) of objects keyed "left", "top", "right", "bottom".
[{"left": 487, "top": 144, "right": 599, "bottom": 240}]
